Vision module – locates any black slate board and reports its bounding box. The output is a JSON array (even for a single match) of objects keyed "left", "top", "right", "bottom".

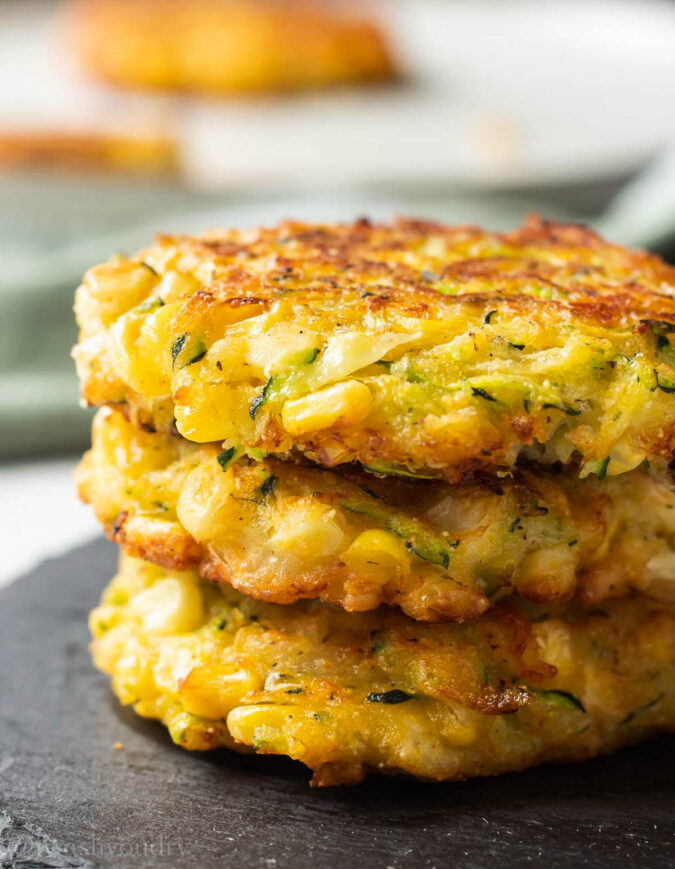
[{"left": 1, "top": 540, "right": 674, "bottom": 869}]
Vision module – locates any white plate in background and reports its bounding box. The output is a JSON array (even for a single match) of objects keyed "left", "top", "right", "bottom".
[
  {"left": 183, "top": 0, "right": 675, "bottom": 190},
  {"left": 1, "top": 0, "right": 675, "bottom": 191}
]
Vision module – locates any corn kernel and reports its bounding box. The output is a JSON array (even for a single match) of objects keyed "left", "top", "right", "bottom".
[
  {"left": 179, "top": 665, "right": 262, "bottom": 719},
  {"left": 129, "top": 577, "right": 203, "bottom": 635},
  {"left": 112, "top": 637, "right": 156, "bottom": 704},
  {"left": 445, "top": 720, "right": 477, "bottom": 746},
  {"left": 227, "top": 704, "right": 298, "bottom": 751},
  {"left": 644, "top": 551, "right": 675, "bottom": 602},
  {"left": 158, "top": 270, "right": 201, "bottom": 303},
  {"left": 91, "top": 623, "right": 133, "bottom": 674},
  {"left": 438, "top": 707, "right": 478, "bottom": 746},
  {"left": 76, "top": 261, "right": 156, "bottom": 335},
  {"left": 281, "top": 380, "right": 371, "bottom": 435},
  {"left": 607, "top": 442, "right": 647, "bottom": 475},
  {"left": 167, "top": 710, "right": 227, "bottom": 750},
  {"left": 345, "top": 529, "right": 410, "bottom": 574},
  {"left": 269, "top": 503, "right": 344, "bottom": 560},
  {"left": 173, "top": 378, "right": 247, "bottom": 443},
  {"left": 176, "top": 462, "right": 235, "bottom": 541},
  {"left": 88, "top": 604, "right": 120, "bottom": 638},
  {"left": 153, "top": 636, "right": 202, "bottom": 694},
  {"left": 110, "top": 302, "right": 176, "bottom": 396},
  {"left": 534, "top": 619, "right": 576, "bottom": 676},
  {"left": 516, "top": 544, "right": 578, "bottom": 600}
]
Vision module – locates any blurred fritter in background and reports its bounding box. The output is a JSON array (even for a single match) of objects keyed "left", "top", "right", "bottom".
[{"left": 2, "top": 0, "right": 675, "bottom": 574}]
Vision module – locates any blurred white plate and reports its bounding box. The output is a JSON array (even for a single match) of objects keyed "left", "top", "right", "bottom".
[
  {"left": 184, "top": 0, "right": 675, "bottom": 190},
  {"left": 1, "top": 0, "right": 675, "bottom": 191}
]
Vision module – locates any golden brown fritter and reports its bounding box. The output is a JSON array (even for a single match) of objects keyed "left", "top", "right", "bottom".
[
  {"left": 74, "top": 216, "right": 675, "bottom": 482},
  {"left": 91, "top": 554, "right": 675, "bottom": 786},
  {"left": 78, "top": 408, "right": 675, "bottom": 622},
  {"left": 66, "top": 0, "right": 396, "bottom": 94},
  {"left": 0, "top": 130, "right": 176, "bottom": 175}
]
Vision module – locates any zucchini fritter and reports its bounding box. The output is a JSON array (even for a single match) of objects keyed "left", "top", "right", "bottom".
[
  {"left": 91, "top": 554, "right": 675, "bottom": 786},
  {"left": 67, "top": 0, "right": 395, "bottom": 94},
  {"left": 78, "top": 409, "right": 675, "bottom": 622},
  {"left": 0, "top": 131, "right": 177, "bottom": 175},
  {"left": 73, "top": 217, "right": 675, "bottom": 482}
]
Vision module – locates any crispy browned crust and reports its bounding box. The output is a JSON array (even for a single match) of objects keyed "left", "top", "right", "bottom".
[
  {"left": 107, "top": 511, "right": 203, "bottom": 571},
  {"left": 165, "top": 216, "right": 675, "bottom": 329},
  {"left": 81, "top": 483, "right": 491, "bottom": 624}
]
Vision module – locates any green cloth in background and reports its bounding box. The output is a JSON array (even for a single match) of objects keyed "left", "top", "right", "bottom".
[
  {"left": 2, "top": 170, "right": 673, "bottom": 461},
  {"left": 0, "top": 175, "right": 227, "bottom": 459}
]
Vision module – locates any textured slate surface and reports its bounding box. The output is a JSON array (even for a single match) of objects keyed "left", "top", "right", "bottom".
[{"left": 0, "top": 539, "right": 674, "bottom": 869}]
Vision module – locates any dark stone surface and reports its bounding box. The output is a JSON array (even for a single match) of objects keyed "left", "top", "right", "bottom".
[{"left": 0, "top": 540, "right": 674, "bottom": 869}]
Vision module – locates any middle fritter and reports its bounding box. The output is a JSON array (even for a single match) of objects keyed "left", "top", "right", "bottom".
[{"left": 78, "top": 408, "right": 675, "bottom": 622}]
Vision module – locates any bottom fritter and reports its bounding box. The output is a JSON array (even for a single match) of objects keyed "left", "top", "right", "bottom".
[{"left": 91, "top": 555, "right": 675, "bottom": 786}]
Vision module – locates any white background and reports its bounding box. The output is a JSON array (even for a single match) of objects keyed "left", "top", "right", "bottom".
[{"left": 0, "top": 459, "right": 99, "bottom": 589}]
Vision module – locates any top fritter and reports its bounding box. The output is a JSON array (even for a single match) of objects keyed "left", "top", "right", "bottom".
[{"left": 74, "top": 216, "right": 675, "bottom": 482}]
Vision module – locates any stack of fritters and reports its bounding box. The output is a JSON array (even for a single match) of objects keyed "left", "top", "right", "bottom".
[{"left": 74, "top": 216, "right": 675, "bottom": 786}]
